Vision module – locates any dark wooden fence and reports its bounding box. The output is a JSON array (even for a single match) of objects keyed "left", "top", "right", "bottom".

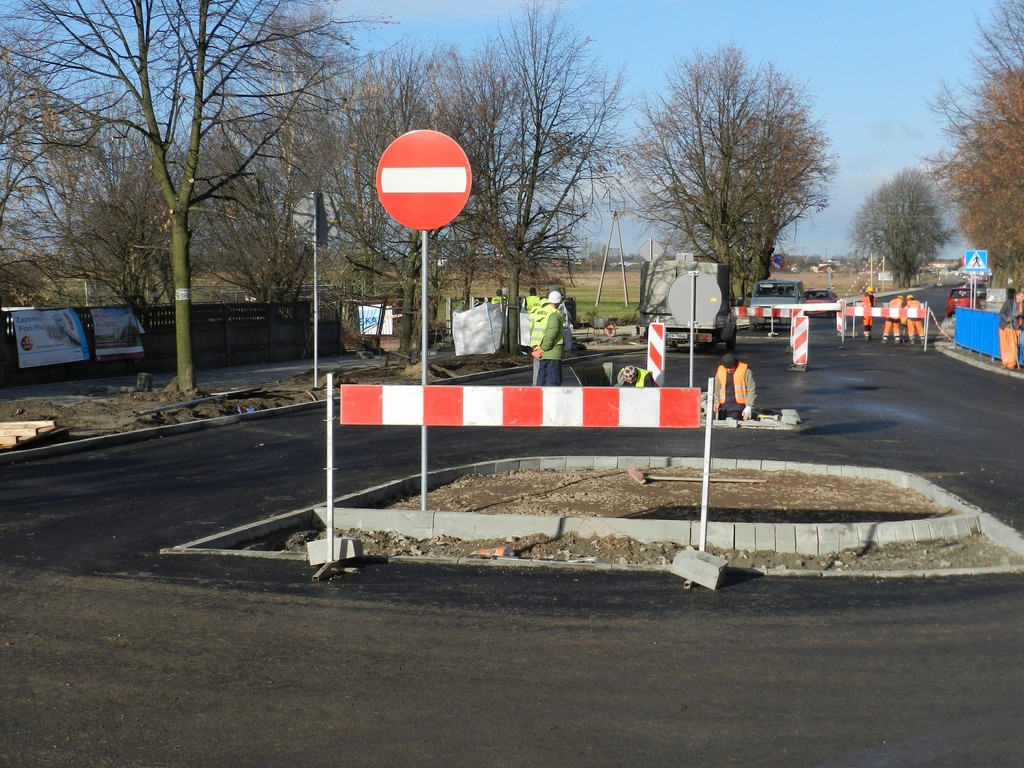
[{"left": 0, "top": 302, "right": 344, "bottom": 388}]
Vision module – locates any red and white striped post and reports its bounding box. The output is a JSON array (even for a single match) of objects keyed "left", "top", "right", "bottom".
[
  {"left": 789, "top": 313, "right": 809, "bottom": 372},
  {"left": 647, "top": 322, "right": 665, "bottom": 385}
]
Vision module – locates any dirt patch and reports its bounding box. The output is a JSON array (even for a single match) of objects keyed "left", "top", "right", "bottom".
[
  {"left": 0, "top": 353, "right": 529, "bottom": 439},
  {"left": 382, "top": 468, "right": 954, "bottom": 524}
]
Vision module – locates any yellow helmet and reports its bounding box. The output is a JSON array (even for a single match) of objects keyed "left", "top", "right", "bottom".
[
  {"left": 866, "top": 286, "right": 875, "bottom": 293},
  {"left": 906, "top": 294, "right": 914, "bottom": 299},
  {"left": 896, "top": 295, "right": 903, "bottom": 300}
]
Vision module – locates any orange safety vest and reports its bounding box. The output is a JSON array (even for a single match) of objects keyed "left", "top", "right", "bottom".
[
  {"left": 716, "top": 362, "right": 749, "bottom": 405},
  {"left": 862, "top": 293, "right": 876, "bottom": 325}
]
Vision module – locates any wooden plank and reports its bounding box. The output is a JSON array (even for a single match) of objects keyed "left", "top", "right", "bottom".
[
  {"left": 0, "top": 420, "right": 56, "bottom": 431},
  {"left": 0, "top": 421, "right": 63, "bottom": 451}
]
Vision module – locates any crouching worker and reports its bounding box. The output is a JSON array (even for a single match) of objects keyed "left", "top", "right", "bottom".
[
  {"left": 715, "top": 353, "right": 757, "bottom": 420},
  {"left": 616, "top": 364, "right": 658, "bottom": 387}
]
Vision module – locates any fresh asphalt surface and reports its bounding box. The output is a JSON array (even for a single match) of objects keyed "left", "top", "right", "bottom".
[{"left": 2, "top": 283, "right": 1024, "bottom": 766}]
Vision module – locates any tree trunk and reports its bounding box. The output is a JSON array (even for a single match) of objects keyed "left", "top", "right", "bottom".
[
  {"left": 506, "top": 262, "right": 522, "bottom": 353},
  {"left": 397, "top": 237, "right": 419, "bottom": 356},
  {"left": 171, "top": 212, "right": 196, "bottom": 393}
]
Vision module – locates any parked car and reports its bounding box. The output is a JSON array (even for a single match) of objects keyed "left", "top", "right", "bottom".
[
  {"left": 803, "top": 288, "right": 839, "bottom": 317},
  {"left": 946, "top": 286, "right": 986, "bottom": 317}
]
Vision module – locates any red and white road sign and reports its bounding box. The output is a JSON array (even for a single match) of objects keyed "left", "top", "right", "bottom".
[
  {"left": 375, "top": 130, "right": 471, "bottom": 230},
  {"left": 338, "top": 385, "right": 701, "bottom": 429},
  {"left": 647, "top": 322, "right": 665, "bottom": 384},
  {"left": 791, "top": 313, "right": 809, "bottom": 368}
]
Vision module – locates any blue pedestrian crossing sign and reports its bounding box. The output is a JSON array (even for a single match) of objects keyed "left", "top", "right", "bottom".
[{"left": 964, "top": 250, "right": 988, "bottom": 273}]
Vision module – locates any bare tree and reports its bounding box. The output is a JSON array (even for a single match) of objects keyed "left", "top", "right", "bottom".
[
  {"left": 3, "top": 0, "right": 354, "bottom": 391},
  {"left": 449, "top": 1, "right": 625, "bottom": 350},
  {"left": 933, "top": 0, "right": 1024, "bottom": 284},
  {"left": 850, "top": 167, "right": 954, "bottom": 287},
  {"left": 0, "top": 50, "right": 53, "bottom": 305},
  {"left": 35, "top": 123, "right": 172, "bottom": 307},
  {"left": 627, "top": 45, "right": 835, "bottom": 296},
  {"left": 325, "top": 45, "right": 446, "bottom": 356}
]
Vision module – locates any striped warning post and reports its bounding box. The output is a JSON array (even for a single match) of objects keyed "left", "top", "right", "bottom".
[
  {"left": 836, "top": 299, "right": 846, "bottom": 334},
  {"left": 338, "top": 385, "right": 702, "bottom": 428},
  {"left": 789, "top": 314, "right": 809, "bottom": 371},
  {"left": 647, "top": 322, "right": 665, "bottom": 385}
]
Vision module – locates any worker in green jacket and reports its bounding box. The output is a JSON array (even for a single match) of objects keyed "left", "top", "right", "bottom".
[{"left": 531, "top": 290, "right": 565, "bottom": 386}]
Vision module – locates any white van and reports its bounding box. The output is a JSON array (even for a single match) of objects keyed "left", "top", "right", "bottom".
[{"left": 749, "top": 279, "right": 805, "bottom": 330}]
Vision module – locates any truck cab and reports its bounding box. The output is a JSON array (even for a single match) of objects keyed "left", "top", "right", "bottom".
[{"left": 749, "top": 279, "right": 805, "bottom": 330}]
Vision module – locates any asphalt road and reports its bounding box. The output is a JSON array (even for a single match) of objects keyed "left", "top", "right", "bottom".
[{"left": 3, "top": 282, "right": 1024, "bottom": 767}]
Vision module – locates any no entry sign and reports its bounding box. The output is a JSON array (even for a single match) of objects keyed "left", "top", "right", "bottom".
[{"left": 375, "top": 130, "right": 471, "bottom": 230}]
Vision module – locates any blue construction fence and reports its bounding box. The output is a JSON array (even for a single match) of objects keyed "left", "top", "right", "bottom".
[{"left": 953, "top": 307, "right": 1022, "bottom": 365}]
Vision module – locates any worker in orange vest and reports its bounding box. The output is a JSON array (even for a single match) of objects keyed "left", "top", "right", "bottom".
[
  {"left": 861, "top": 286, "right": 876, "bottom": 340},
  {"left": 715, "top": 353, "right": 757, "bottom": 420},
  {"left": 998, "top": 286, "right": 1024, "bottom": 369},
  {"left": 881, "top": 295, "right": 904, "bottom": 344},
  {"left": 904, "top": 294, "right": 923, "bottom": 344}
]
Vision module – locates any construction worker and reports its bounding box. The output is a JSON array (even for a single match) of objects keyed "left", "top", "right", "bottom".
[
  {"left": 615, "top": 364, "right": 659, "bottom": 387},
  {"left": 904, "top": 294, "right": 923, "bottom": 344},
  {"left": 861, "top": 286, "right": 876, "bottom": 340},
  {"left": 527, "top": 288, "right": 550, "bottom": 384},
  {"left": 715, "top": 353, "right": 756, "bottom": 420},
  {"left": 881, "top": 295, "right": 904, "bottom": 343},
  {"left": 531, "top": 290, "right": 565, "bottom": 386},
  {"left": 524, "top": 287, "right": 543, "bottom": 314},
  {"left": 998, "top": 286, "right": 1024, "bottom": 369},
  {"left": 490, "top": 288, "right": 505, "bottom": 305}
]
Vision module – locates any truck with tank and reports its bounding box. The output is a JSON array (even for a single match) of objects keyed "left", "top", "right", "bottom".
[{"left": 638, "top": 257, "right": 737, "bottom": 350}]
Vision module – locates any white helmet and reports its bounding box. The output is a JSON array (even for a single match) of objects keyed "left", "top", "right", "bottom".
[{"left": 547, "top": 290, "right": 562, "bottom": 304}]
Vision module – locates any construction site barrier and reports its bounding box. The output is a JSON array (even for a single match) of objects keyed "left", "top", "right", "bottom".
[
  {"left": 647, "top": 322, "right": 665, "bottom": 384},
  {"left": 338, "top": 384, "right": 703, "bottom": 429},
  {"left": 789, "top": 314, "right": 809, "bottom": 370}
]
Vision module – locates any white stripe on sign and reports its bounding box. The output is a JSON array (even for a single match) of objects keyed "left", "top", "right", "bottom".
[
  {"left": 619, "top": 388, "right": 661, "bottom": 428},
  {"left": 380, "top": 167, "right": 468, "bottom": 194},
  {"left": 463, "top": 387, "right": 503, "bottom": 426},
  {"left": 382, "top": 386, "right": 422, "bottom": 425},
  {"left": 543, "top": 387, "right": 583, "bottom": 426}
]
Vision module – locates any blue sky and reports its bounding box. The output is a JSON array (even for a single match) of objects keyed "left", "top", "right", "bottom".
[{"left": 345, "top": 0, "right": 995, "bottom": 261}]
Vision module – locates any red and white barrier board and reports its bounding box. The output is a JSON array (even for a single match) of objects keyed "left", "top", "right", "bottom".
[
  {"left": 791, "top": 314, "right": 809, "bottom": 368},
  {"left": 647, "top": 322, "right": 665, "bottom": 385},
  {"left": 843, "top": 306, "right": 927, "bottom": 319},
  {"left": 339, "top": 385, "right": 701, "bottom": 429}
]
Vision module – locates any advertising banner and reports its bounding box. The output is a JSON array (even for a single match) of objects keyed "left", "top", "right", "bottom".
[
  {"left": 358, "top": 305, "right": 394, "bottom": 335},
  {"left": 91, "top": 307, "right": 145, "bottom": 361},
  {"left": 12, "top": 308, "right": 90, "bottom": 368}
]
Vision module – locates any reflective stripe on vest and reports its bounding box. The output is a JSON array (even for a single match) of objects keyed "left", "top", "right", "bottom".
[{"left": 530, "top": 304, "right": 558, "bottom": 347}]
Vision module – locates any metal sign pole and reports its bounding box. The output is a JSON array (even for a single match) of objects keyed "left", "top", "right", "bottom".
[
  {"left": 325, "top": 372, "right": 335, "bottom": 565},
  {"left": 313, "top": 193, "right": 321, "bottom": 388},
  {"left": 421, "top": 230, "right": 429, "bottom": 514},
  {"left": 688, "top": 271, "right": 697, "bottom": 388},
  {"left": 699, "top": 377, "right": 715, "bottom": 552}
]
